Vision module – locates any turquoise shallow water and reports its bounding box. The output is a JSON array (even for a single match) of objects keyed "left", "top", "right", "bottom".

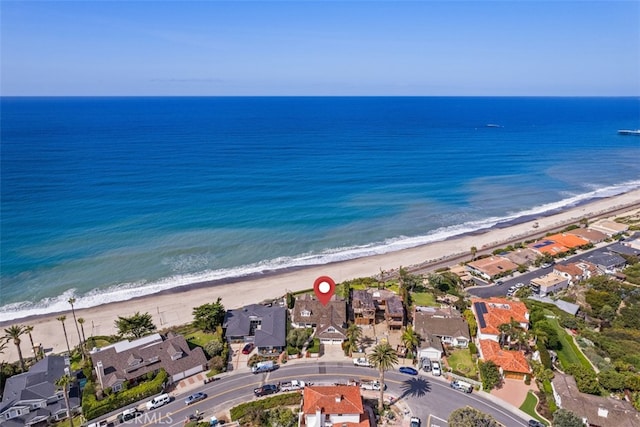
[{"left": 1, "top": 96, "right": 639, "bottom": 320}]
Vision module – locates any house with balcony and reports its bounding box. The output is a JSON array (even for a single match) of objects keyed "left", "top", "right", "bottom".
[
  {"left": 90, "top": 332, "right": 207, "bottom": 391},
  {"left": 384, "top": 296, "right": 404, "bottom": 329},
  {"left": 0, "top": 356, "right": 80, "bottom": 427},
  {"left": 351, "top": 290, "right": 376, "bottom": 325},
  {"left": 299, "top": 385, "right": 370, "bottom": 427},
  {"left": 530, "top": 273, "right": 569, "bottom": 297}
]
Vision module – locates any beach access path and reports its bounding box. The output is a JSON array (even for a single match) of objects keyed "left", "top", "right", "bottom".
[{"left": 2, "top": 189, "right": 640, "bottom": 363}]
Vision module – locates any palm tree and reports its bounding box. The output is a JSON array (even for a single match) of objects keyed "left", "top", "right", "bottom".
[
  {"left": 55, "top": 374, "right": 74, "bottom": 427},
  {"left": 367, "top": 343, "right": 398, "bottom": 412},
  {"left": 345, "top": 323, "right": 362, "bottom": 356},
  {"left": 24, "top": 325, "right": 37, "bottom": 362},
  {"left": 0, "top": 338, "right": 9, "bottom": 373},
  {"left": 68, "top": 298, "right": 84, "bottom": 361},
  {"left": 4, "top": 324, "right": 26, "bottom": 371},
  {"left": 470, "top": 246, "right": 478, "bottom": 261},
  {"left": 401, "top": 325, "right": 420, "bottom": 359},
  {"left": 57, "top": 316, "right": 72, "bottom": 355},
  {"left": 77, "top": 318, "right": 87, "bottom": 352}
]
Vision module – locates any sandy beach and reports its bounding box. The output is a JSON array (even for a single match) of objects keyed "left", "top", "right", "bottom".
[{"left": 2, "top": 189, "right": 640, "bottom": 363}]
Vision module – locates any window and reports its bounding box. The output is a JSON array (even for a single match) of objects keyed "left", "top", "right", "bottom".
[{"left": 301, "top": 310, "right": 311, "bottom": 317}]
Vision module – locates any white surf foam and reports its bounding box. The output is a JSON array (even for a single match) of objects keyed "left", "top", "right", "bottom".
[{"left": 2, "top": 180, "right": 639, "bottom": 323}]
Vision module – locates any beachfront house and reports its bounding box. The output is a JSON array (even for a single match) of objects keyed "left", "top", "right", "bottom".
[
  {"left": 465, "top": 257, "right": 519, "bottom": 281},
  {"left": 299, "top": 385, "right": 370, "bottom": 427},
  {"left": 291, "top": 294, "right": 348, "bottom": 344},
  {"left": 384, "top": 296, "right": 404, "bottom": 329},
  {"left": 0, "top": 356, "right": 80, "bottom": 427},
  {"left": 90, "top": 332, "right": 207, "bottom": 391},
  {"left": 351, "top": 290, "right": 376, "bottom": 325},
  {"left": 223, "top": 304, "right": 287, "bottom": 354},
  {"left": 566, "top": 228, "right": 608, "bottom": 244},
  {"left": 589, "top": 219, "right": 630, "bottom": 237}
]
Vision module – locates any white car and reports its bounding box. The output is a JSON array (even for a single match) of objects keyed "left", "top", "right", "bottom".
[
  {"left": 431, "top": 361, "right": 441, "bottom": 376},
  {"left": 410, "top": 417, "right": 421, "bottom": 427},
  {"left": 515, "top": 282, "right": 525, "bottom": 288}
]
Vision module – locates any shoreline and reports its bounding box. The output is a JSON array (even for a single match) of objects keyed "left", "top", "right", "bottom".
[{"left": 2, "top": 189, "right": 639, "bottom": 362}]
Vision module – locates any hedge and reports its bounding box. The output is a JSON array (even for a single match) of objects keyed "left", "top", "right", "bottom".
[
  {"left": 83, "top": 369, "right": 168, "bottom": 421},
  {"left": 230, "top": 392, "right": 302, "bottom": 421}
]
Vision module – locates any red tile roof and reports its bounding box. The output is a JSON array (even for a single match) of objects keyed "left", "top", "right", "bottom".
[
  {"left": 479, "top": 339, "right": 531, "bottom": 374},
  {"left": 471, "top": 297, "right": 529, "bottom": 336},
  {"left": 302, "top": 385, "right": 364, "bottom": 415},
  {"left": 547, "top": 233, "right": 590, "bottom": 249}
]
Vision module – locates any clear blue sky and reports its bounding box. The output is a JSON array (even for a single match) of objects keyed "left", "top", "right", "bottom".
[{"left": 1, "top": 1, "right": 639, "bottom": 96}]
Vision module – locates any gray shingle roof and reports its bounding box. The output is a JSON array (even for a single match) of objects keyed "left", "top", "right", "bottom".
[
  {"left": 1, "top": 356, "right": 80, "bottom": 425},
  {"left": 413, "top": 313, "right": 470, "bottom": 341},
  {"left": 90, "top": 333, "right": 207, "bottom": 387},
  {"left": 223, "top": 304, "right": 286, "bottom": 348}
]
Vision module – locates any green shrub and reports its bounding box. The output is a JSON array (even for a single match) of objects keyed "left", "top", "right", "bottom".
[
  {"left": 468, "top": 342, "right": 477, "bottom": 355},
  {"left": 230, "top": 392, "right": 302, "bottom": 421},
  {"left": 83, "top": 369, "right": 168, "bottom": 421}
]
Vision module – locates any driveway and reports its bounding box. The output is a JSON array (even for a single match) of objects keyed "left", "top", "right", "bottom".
[{"left": 490, "top": 378, "right": 537, "bottom": 408}]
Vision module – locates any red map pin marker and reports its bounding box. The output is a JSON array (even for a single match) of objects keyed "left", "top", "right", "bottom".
[{"left": 313, "top": 276, "right": 336, "bottom": 306}]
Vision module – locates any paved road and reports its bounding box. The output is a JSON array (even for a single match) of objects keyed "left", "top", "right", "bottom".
[
  {"left": 131, "top": 362, "right": 530, "bottom": 426},
  {"left": 466, "top": 242, "right": 619, "bottom": 299}
]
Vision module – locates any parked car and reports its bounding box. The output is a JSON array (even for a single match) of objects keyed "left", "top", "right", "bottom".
[
  {"left": 399, "top": 366, "right": 418, "bottom": 375},
  {"left": 146, "top": 393, "right": 171, "bottom": 410},
  {"left": 117, "top": 408, "right": 141, "bottom": 423},
  {"left": 431, "top": 361, "right": 442, "bottom": 376},
  {"left": 410, "top": 417, "right": 421, "bottom": 427},
  {"left": 242, "top": 343, "right": 254, "bottom": 354},
  {"left": 515, "top": 282, "right": 525, "bottom": 288},
  {"left": 528, "top": 420, "right": 545, "bottom": 427},
  {"left": 254, "top": 384, "right": 279, "bottom": 397},
  {"left": 184, "top": 392, "right": 207, "bottom": 405}
]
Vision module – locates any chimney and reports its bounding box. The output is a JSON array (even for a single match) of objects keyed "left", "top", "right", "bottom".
[
  {"left": 95, "top": 361, "right": 105, "bottom": 389},
  {"left": 335, "top": 394, "right": 342, "bottom": 403}
]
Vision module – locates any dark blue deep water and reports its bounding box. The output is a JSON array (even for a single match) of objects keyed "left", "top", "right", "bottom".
[{"left": 2, "top": 97, "right": 639, "bottom": 319}]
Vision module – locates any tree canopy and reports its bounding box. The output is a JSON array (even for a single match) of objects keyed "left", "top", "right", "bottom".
[
  {"left": 192, "top": 298, "right": 226, "bottom": 332},
  {"left": 115, "top": 312, "right": 157, "bottom": 339},
  {"left": 448, "top": 406, "right": 500, "bottom": 427}
]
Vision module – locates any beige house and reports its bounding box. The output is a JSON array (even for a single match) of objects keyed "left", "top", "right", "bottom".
[
  {"left": 590, "top": 219, "right": 629, "bottom": 236},
  {"left": 530, "top": 273, "right": 569, "bottom": 297},
  {"left": 466, "top": 256, "right": 519, "bottom": 281}
]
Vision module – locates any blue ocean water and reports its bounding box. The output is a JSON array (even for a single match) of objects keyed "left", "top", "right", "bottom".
[{"left": 1, "top": 97, "right": 639, "bottom": 321}]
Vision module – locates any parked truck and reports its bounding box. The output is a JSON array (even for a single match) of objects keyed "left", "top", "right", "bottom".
[
  {"left": 252, "top": 360, "right": 277, "bottom": 374},
  {"left": 360, "top": 380, "right": 384, "bottom": 391},
  {"left": 279, "top": 379, "right": 306, "bottom": 391},
  {"left": 353, "top": 357, "right": 371, "bottom": 367}
]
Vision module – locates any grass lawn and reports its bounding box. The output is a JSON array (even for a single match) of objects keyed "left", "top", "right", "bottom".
[
  {"left": 446, "top": 348, "right": 477, "bottom": 379},
  {"left": 186, "top": 331, "right": 218, "bottom": 348},
  {"left": 546, "top": 317, "right": 593, "bottom": 372},
  {"left": 519, "top": 391, "right": 548, "bottom": 425},
  {"left": 411, "top": 291, "right": 437, "bottom": 307}
]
